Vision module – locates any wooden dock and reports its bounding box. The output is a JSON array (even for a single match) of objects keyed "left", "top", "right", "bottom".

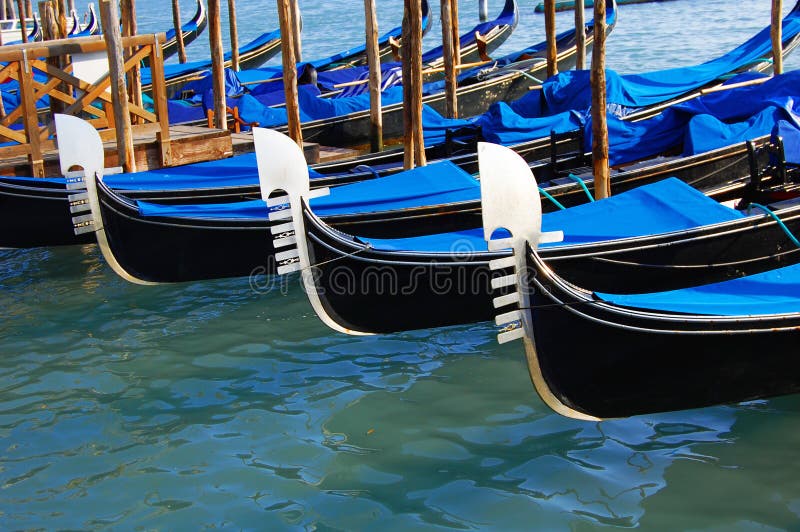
[{"left": 0, "top": 124, "right": 233, "bottom": 177}]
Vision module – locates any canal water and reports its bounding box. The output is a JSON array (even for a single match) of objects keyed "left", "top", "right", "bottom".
[{"left": 3, "top": 0, "right": 800, "bottom": 528}]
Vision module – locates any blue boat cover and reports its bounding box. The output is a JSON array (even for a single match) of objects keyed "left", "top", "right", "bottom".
[
  {"left": 141, "top": 29, "right": 281, "bottom": 86},
  {"left": 541, "top": 3, "right": 800, "bottom": 117},
  {"left": 598, "top": 72, "right": 800, "bottom": 164},
  {"left": 360, "top": 178, "right": 746, "bottom": 252},
  {"left": 136, "top": 160, "right": 480, "bottom": 219},
  {"left": 596, "top": 262, "right": 800, "bottom": 317},
  {"left": 775, "top": 119, "right": 800, "bottom": 166}
]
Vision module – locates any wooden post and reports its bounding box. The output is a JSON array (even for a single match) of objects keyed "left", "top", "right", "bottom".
[
  {"left": 207, "top": 0, "right": 226, "bottom": 130},
  {"left": 66, "top": 0, "right": 73, "bottom": 13},
  {"left": 1, "top": 1, "right": 7, "bottom": 21},
  {"left": 441, "top": 0, "right": 458, "bottom": 118},
  {"left": 591, "top": 0, "right": 609, "bottom": 199},
  {"left": 292, "top": 0, "right": 302, "bottom": 62},
  {"left": 402, "top": 0, "right": 425, "bottom": 169},
  {"left": 451, "top": 0, "right": 459, "bottom": 70},
  {"left": 364, "top": 0, "right": 382, "bottom": 151},
  {"left": 98, "top": 0, "right": 136, "bottom": 172},
  {"left": 149, "top": 34, "right": 173, "bottom": 166},
  {"left": 574, "top": 0, "right": 585, "bottom": 69},
  {"left": 20, "top": 51, "right": 44, "bottom": 176},
  {"left": 24, "top": 0, "right": 31, "bottom": 17},
  {"left": 120, "top": 0, "right": 142, "bottom": 120},
  {"left": 227, "top": 0, "right": 239, "bottom": 71},
  {"left": 772, "top": 0, "right": 783, "bottom": 75},
  {"left": 171, "top": 0, "right": 187, "bottom": 63},
  {"left": 277, "top": 0, "right": 302, "bottom": 145},
  {"left": 55, "top": 0, "right": 66, "bottom": 36},
  {"left": 39, "top": 1, "right": 66, "bottom": 117},
  {"left": 478, "top": 0, "right": 487, "bottom": 22},
  {"left": 38, "top": 1, "right": 57, "bottom": 40},
  {"left": 544, "top": 0, "right": 557, "bottom": 78},
  {"left": 16, "top": 0, "right": 26, "bottom": 43}
]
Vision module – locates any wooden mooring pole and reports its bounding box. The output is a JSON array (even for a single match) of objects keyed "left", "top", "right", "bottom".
[
  {"left": 441, "top": 0, "right": 459, "bottom": 118},
  {"left": 402, "top": 0, "right": 425, "bottom": 169},
  {"left": 772, "top": 0, "right": 783, "bottom": 75},
  {"left": 171, "top": 0, "right": 187, "bottom": 63},
  {"left": 228, "top": 0, "right": 240, "bottom": 71},
  {"left": 277, "top": 0, "right": 303, "bottom": 146},
  {"left": 121, "top": 0, "right": 143, "bottom": 121},
  {"left": 293, "top": 0, "right": 302, "bottom": 62},
  {"left": 544, "top": 0, "right": 557, "bottom": 77},
  {"left": 99, "top": 0, "right": 136, "bottom": 172},
  {"left": 364, "top": 0, "right": 382, "bottom": 151},
  {"left": 16, "top": 0, "right": 26, "bottom": 43},
  {"left": 207, "top": 0, "right": 226, "bottom": 130},
  {"left": 591, "top": 0, "right": 609, "bottom": 199},
  {"left": 574, "top": 0, "right": 585, "bottom": 69},
  {"left": 478, "top": 0, "right": 488, "bottom": 22}
]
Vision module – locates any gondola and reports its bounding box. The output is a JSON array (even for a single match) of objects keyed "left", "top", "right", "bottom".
[
  {"left": 268, "top": 130, "right": 800, "bottom": 335},
  {"left": 168, "top": 0, "right": 512, "bottom": 123},
  {"left": 5, "top": 6, "right": 799, "bottom": 250},
  {"left": 55, "top": 106, "right": 791, "bottom": 288},
  {"left": 161, "top": 0, "right": 207, "bottom": 61},
  {"left": 141, "top": 28, "right": 284, "bottom": 95},
  {"left": 477, "top": 142, "right": 800, "bottom": 420},
  {"left": 2, "top": 13, "right": 39, "bottom": 45},
  {"left": 69, "top": 4, "right": 100, "bottom": 38},
  {"left": 277, "top": 0, "right": 609, "bottom": 149}
]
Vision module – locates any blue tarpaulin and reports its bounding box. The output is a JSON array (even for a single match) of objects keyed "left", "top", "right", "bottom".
[
  {"left": 136, "top": 160, "right": 480, "bottom": 219},
  {"left": 594, "top": 72, "right": 800, "bottom": 165},
  {"left": 540, "top": 3, "right": 800, "bottom": 117},
  {"left": 597, "top": 262, "right": 800, "bottom": 316},
  {"left": 360, "top": 178, "right": 746, "bottom": 252}
]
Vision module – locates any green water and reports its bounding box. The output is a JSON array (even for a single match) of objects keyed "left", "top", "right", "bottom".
[{"left": 5, "top": 0, "right": 800, "bottom": 528}]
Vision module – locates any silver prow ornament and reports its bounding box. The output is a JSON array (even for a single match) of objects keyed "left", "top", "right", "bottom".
[
  {"left": 479, "top": 142, "right": 599, "bottom": 421},
  {"left": 54, "top": 114, "right": 155, "bottom": 286}
]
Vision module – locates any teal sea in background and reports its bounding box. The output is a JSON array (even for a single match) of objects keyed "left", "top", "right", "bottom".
[{"left": 3, "top": 0, "right": 800, "bottom": 528}]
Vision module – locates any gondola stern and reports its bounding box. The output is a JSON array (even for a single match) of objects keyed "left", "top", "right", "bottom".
[
  {"left": 54, "top": 115, "right": 157, "bottom": 286},
  {"left": 254, "top": 128, "right": 373, "bottom": 337}
]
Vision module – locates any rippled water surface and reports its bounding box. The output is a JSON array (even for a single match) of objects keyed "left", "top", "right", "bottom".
[{"left": 4, "top": 0, "right": 800, "bottom": 528}]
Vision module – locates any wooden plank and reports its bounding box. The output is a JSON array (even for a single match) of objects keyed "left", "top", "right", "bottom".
[
  {"left": 276, "top": 0, "right": 302, "bottom": 145},
  {"left": 364, "top": 0, "right": 382, "bottom": 151},
  {"left": 591, "top": 0, "right": 609, "bottom": 198},
  {"left": 0, "top": 33, "right": 163, "bottom": 61},
  {"left": 99, "top": 0, "right": 136, "bottom": 172}
]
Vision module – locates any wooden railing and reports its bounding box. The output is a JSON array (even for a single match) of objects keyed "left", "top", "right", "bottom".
[{"left": 0, "top": 33, "right": 170, "bottom": 176}]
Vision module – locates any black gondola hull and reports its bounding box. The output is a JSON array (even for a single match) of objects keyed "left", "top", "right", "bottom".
[{"left": 523, "top": 250, "right": 800, "bottom": 418}]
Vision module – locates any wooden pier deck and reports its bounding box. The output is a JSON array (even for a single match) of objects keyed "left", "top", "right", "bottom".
[
  {"left": 0, "top": 125, "right": 365, "bottom": 178},
  {"left": 0, "top": 125, "right": 234, "bottom": 177}
]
